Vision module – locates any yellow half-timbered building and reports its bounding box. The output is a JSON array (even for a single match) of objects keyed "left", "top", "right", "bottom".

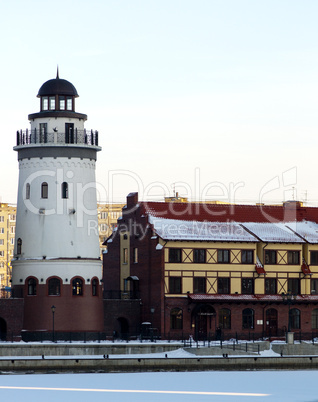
[{"left": 103, "top": 193, "right": 318, "bottom": 340}]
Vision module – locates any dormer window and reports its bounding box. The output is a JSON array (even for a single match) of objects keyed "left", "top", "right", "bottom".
[
  {"left": 42, "top": 97, "right": 48, "bottom": 111},
  {"left": 49, "top": 96, "right": 55, "bottom": 110}
]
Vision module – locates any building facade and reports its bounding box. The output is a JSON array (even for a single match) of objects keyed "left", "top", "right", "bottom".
[
  {"left": 0, "top": 204, "right": 16, "bottom": 292},
  {"left": 11, "top": 72, "right": 104, "bottom": 337},
  {"left": 103, "top": 193, "right": 318, "bottom": 340}
]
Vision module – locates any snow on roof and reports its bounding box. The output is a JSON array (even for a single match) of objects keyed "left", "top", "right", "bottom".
[
  {"left": 149, "top": 217, "right": 258, "bottom": 242},
  {"left": 285, "top": 221, "right": 318, "bottom": 244},
  {"left": 241, "top": 222, "right": 304, "bottom": 243},
  {"left": 148, "top": 215, "right": 318, "bottom": 243}
]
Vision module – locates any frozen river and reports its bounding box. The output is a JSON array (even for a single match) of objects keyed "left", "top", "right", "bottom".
[{"left": 0, "top": 370, "right": 316, "bottom": 402}]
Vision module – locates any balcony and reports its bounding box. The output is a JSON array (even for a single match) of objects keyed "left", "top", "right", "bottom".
[{"left": 16, "top": 129, "right": 99, "bottom": 147}]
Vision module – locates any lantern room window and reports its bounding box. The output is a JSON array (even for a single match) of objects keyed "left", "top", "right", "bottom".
[
  {"left": 42, "top": 97, "right": 48, "bottom": 111},
  {"left": 59, "top": 96, "right": 65, "bottom": 110},
  {"left": 66, "top": 96, "right": 72, "bottom": 110},
  {"left": 49, "top": 96, "right": 55, "bottom": 110}
]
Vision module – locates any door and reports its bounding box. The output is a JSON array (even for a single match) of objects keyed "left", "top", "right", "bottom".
[
  {"left": 266, "top": 308, "right": 278, "bottom": 336},
  {"left": 65, "top": 123, "right": 74, "bottom": 144}
]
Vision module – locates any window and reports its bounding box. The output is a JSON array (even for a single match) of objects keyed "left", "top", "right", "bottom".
[
  {"left": 17, "top": 238, "right": 22, "bottom": 255},
  {"left": 66, "top": 96, "right": 72, "bottom": 110},
  {"left": 0, "top": 251, "right": 4, "bottom": 257},
  {"left": 100, "top": 212, "right": 107, "bottom": 219},
  {"left": 170, "top": 308, "right": 183, "bottom": 330},
  {"left": 193, "top": 249, "right": 206, "bottom": 263},
  {"left": 288, "top": 278, "right": 300, "bottom": 295},
  {"left": 10, "top": 226, "right": 15, "bottom": 234},
  {"left": 59, "top": 96, "right": 65, "bottom": 110},
  {"left": 290, "top": 308, "right": 301, "bottom": 330},
  {"left": 0, "top": 228, "right": 4, "bottom": 234},
  {"left": 28, "top": 278, "right": 36, "bottom": 295},
  {"left": 311, "top": 279, "right": 318, "bottom": 294},
  {"left": 42, "top": 97, "right": 48, "bottom": 110},
  {"left": 217, "top": 249, "right": 230, "bottom": 263},
  {"left": 219, "top": 308, "right": 231, "bottom": 329},
  {"left": 218, "top": 277, "right": 230, "bottom": 294},
  {"left": 10, "top": 238, "right": 14, "bottom": 245},
  {"left": 49, "top": 96, "right": 55, "bottom": 110},
  {"left": 169, "top": 277, "right": 182, "bottom": 294},
  {"left": 26, "top": 183, "right": 30, "bottom": 199},
  {"left": 100, "top": 224, "right": 107, "bottom": 232},
  {"left": 242, "top": 308, "right": 254, "bottom": 329},
  {"left": 265, "top": 250, "right": 277, "bottom": 264},
  {"left": 61, "top": 182, "right": 68, "bottom": 199},
  {"left": 92, "top": 278, "right": 98, "bottom": 296},
  {"left": 193, "top": 277, "right": 206, "bottom": 294},
  {"left": 48, "top": 278, "right": 60, "bottom": 296},
  {"left": 288, "top": 251, "right": 300, "bottom": 265},
  {"left": 133, "top": 248, "right": 138, "bottom": 263},
  {"left": 169, "top": 248, "right": 182, "bottom": 263},
  {"left": 39, "top": 123, "right": 47, "bottom": 143},
  {"left": 242, "top": 250, "right": 254, "bottom": 264},
  {"left": 0, "top": 216, "right": 4, "bottom": 222},
  {"left": 242, "top": 278, "right": 254, "bottom": 294},
  {"left": 312, "top": 309, "right": 318, "bottom": 329},
  {"left": 123, "top": 248, "right": 128, "bottom": 264},
  {"left": 311, "top": 251, "right": 318, "bottom": 265},
  {"left": 0, "top": 263, "right": 4, "bottom": 268},
  {"left": 41, "top": 182, "right": 48, "bottom": 199},
  {"left": 265, "top": 278, "right": 277, "bottom": 294},
  {"left": 10, "top": 215, "right": 15, "bottom": 221},
  {"left": 0, "top": 240, "right": 3, "bottom": 246},
  {"left": 72, "top": 278, "right": 83, "bottom": 296}
]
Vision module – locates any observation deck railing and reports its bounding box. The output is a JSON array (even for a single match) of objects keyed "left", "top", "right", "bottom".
[{"left": 16, "top": 129, "right": 99, "bottom": 147}]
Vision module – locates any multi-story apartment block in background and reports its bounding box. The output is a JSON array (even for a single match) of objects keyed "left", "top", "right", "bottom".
[
  {"left": 0, "top": 204, "right": 16, "bottom": 294},
  {"left": 98, "top": 203, "right": 124, "bottom": 253}
]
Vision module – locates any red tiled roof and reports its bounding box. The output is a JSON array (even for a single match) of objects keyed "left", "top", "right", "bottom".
[
  {"left": 188, "top": 294, "right": 318, "bottom": 302},
  {"left": 140, "top": 201, "right": 318, "bottom": 224}
]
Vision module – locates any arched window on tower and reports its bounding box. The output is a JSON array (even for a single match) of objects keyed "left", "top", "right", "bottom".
[
  {"left": 27, "top": 278, "right": 37, "bottom": 296},
  {"left": 61, "top": 182, "right": 68, "bottom": 199},
  {"left": 48, "top": 278, "right": 61, "bottom": 296},
  {"left": 17, "top": 238, "right": 22, "bottom": 255},
  {"left": 72, "top": 278, "right": 83, "bottom": 296},
  {"left": 26, "top": 183, "right": 30, "bottom": 200},
  {"left": 92, "top": 278, "right": 98, "bottom": 296},
  {"left": 41, "top": 182, "right": 48, "bottom": 199}
]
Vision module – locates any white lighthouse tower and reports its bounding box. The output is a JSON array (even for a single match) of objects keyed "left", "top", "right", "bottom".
[{"left": 12, "top": 71, "right": 104, "bottom": 338}]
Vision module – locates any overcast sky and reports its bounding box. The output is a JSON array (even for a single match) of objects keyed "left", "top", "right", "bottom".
[{"left": 1, "top": 0, "right": 318, "bottom": 205}]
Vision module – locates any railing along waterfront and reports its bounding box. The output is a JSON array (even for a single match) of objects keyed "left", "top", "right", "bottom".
[{"left": 16, "top": 129, "right": 99, "bottom": 146}]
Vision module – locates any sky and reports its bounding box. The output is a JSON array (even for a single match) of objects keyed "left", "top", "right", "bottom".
[{"left": 1, "top": 0, "right": 318, "bottom": 205}]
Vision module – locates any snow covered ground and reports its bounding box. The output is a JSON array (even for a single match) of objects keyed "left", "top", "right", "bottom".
[{"left": 0, "top": 370, "right": 315, "bottom": 402}]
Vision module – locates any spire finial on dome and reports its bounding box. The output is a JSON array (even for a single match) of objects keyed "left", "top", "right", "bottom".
[{"left": 56, "top": 65, "right": 59, "bottom": 79}]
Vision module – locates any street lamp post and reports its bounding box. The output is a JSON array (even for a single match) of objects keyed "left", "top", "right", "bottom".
[
  {"left": 150, "top": 307, "right": 155, "bottom": 342},
  {"left": 281, "top": 290, "right": 296, "bottom": 344},
  {"left": 51, "top": 305, "right": 56, "bottom": 342}
]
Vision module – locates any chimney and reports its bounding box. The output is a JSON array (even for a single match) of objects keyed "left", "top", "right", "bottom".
[{"left": 127, "top": 192, "right": 138, "bottom": 209}]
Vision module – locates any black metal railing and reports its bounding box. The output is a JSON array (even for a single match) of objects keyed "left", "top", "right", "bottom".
[
  {"left": 103, "top": 290, "right": 141, "bottom": 300},
  {"left": 16, "top": 129, "right": 99, "bottom": 147}
]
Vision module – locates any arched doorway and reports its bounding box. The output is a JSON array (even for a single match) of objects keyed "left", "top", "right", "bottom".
[
  {"left": 192, "top": 304, "right": 216, "bottom": 341},
  {"left": 117, "top": 317, "right": 129, "bottom": 339},
  {"left": 266, "top": 308, "right": 278, "bottom": 336},
  {"left": 0, "top": 318, "right": 7, "bottom": 341}
]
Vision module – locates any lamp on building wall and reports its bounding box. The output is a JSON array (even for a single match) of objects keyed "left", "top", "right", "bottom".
[{"left": 51, "top": 305, "right": 56, "bottom": 342}]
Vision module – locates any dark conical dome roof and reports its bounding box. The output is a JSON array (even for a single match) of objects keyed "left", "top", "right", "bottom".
[{"left": 37, "top": 72, "right": 79, "bottom": 98}]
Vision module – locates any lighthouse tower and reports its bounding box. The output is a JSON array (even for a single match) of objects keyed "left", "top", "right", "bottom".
[{"left": 12, "top": 71, "right": 104, "bottom": 337}]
